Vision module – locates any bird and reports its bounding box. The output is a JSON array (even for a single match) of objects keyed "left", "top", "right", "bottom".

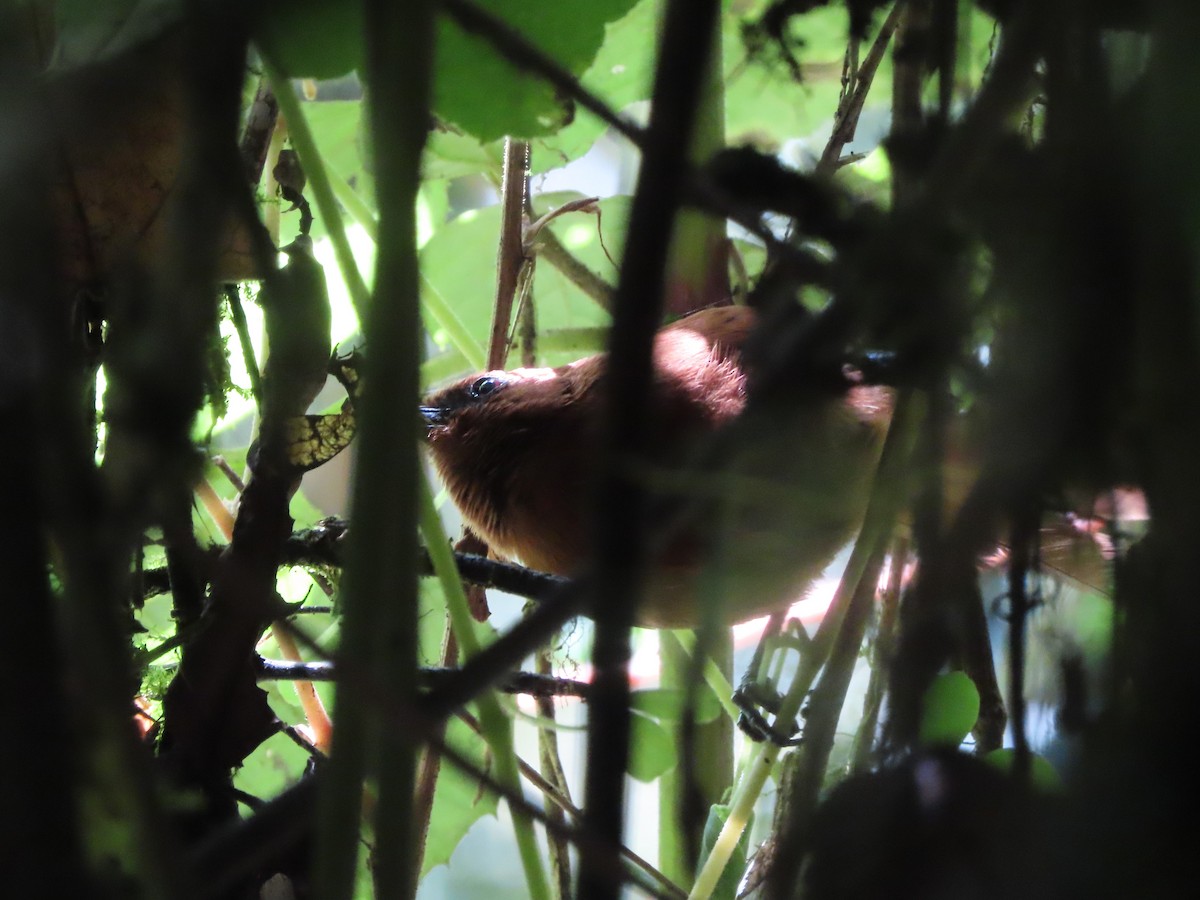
[{"left": 420, "top": 305, "right": 896, "bottom": 628}]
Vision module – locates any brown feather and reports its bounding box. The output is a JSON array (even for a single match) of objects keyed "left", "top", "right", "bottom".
[
  {"left": 423, "top": 306, "right": 894, "bottom": 626},
  {"left": 426, "top": 305, "right": 1130, "bottom": 622}
]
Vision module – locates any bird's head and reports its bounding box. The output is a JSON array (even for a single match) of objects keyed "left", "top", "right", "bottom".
[{"left": 419, "top": 360, "right": 602, "bottom": 568}]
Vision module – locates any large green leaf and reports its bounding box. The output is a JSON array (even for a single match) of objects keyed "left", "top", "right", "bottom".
[
  {"left": 435, "top": 0, "right": 641, "bottom": 142},
  {"left": 419, "top": 192, "right": 620, "bottom": 383},
  {"left": 420, "top": 716, "right": 501, "bottom": 876},
  {"left": 257, "top": 0, "right": 364, "bottom": 80},
  {"left": 232, "top": 730, "right": 313, "bottom": 806},
  {"left": 424, "top": 130, "right": 506, "bottom": 183},
  {"left": 531, "top": 0, "right": 659, "bottom": 172},
  {"left": 303, "top": 100, "right": 367, "bottom": 192}
]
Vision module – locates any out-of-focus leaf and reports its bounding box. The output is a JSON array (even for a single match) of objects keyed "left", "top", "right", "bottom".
[
  {"left": 984, "top": 749, "right": 1065, "bottom": 792},
  {"left": 303, "top": 100, "right": 367, "bottom": 192},
  {"left": 52, "top": 0, "right": 184, "bottom": 68},
  {"left": 628, "top": 711, "right": 675, "bottom": 782},
  {"left": 532, "top": 0, "right": 657, "bottom": 173},
  {"left": 434, "top": 0, "right": 641, "bottom": 142},
  {"left": 45, "top": 34, "right": 261, "bottom": 285},
  {"left": 424, "top": 130, "right": 506, "bottom": 183},
  {"left": 631, "top": 687, "right": 722, "bottom": 723},
  {"left": 232, "top": 729, "right": 312, "bottom": 804},
  {"left": 725, "top": 7, "right": 848, "bottom": 148},
  {"left": 918, "top": 671, "right": 980, "bottom": 747},
  {"left": 257, "top": 0, "right": 363, "bottom": 79}
]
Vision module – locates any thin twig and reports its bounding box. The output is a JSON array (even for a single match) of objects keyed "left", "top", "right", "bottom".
[
  {"left": 228, "top": 620, "right": 674, "bottom": 900},
  {"left": 210, "top": 455, "right": 246, "bottom": 494},
  {"left": 270, "top": 623, "right": 333, "bottom": 753},
  {"left": 257, "top": 659, "right": 593, "bottom": 698},
  {"left": 140, "top": 539, "right": 572, "bottom": 605},
  {"left": 455, "top": 708, "right": 687, "bottom": 900},
  {"left": 851, "top": 536, "right": 909, "bottom": 774},
  {"left": 489, "top": 138, "right": 531, "bottom": 369},
  {"left": 818, "top": 2, "right": 903, "bottom": 173},
  {"left": 765, "top": 542, "right": 889, "bottom": 893},
  {"left": 223, "top": 284, "right": 263, "bottom": 408},
  {"left": 414, "top": 629, "right": 457, "bottom": 875},
  {"left": 1007, "top": 505, "right": 1039, "bottom": 782},
  {"left": 532, "top": 213, "right": 616, "bottom": 311},
  {"left": 536, "top": 648, "right": 574, "bottom": 899}
]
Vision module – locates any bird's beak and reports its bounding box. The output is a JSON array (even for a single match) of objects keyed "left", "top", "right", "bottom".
[{"left": 419, "top": 406, "right": 448, "bottom": 433}]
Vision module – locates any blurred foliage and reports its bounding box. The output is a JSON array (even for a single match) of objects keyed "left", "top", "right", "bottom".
[{"left": 5, "top": 0, "right": 1200, "bottom": 898}]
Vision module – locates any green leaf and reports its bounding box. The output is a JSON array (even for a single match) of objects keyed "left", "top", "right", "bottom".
[
  {"left": 434, "top": 0, "right": 641, "bottom": 142},
  {"left": 417, "top": 578, "right": 456, "bottom": 668},
  {"left": 419, "top": 192, "right": 616, "bottom": 382},
  {"left": 303, "top": 101, "right": 368, "bottom": 193},
  {"left": 531, "top": 0, "right": 658, "bottom": 173},
  {"left": 257, "top": 0, "right": 363, "bottom": 79},
  {"left": 1071, "top": 590, "right": 1116, "bottom": 661},
  {"left": 424, "top": 130, "right": 505, "bottom": 183},
  {"left": 628, "top": 710, "right": 675, "bottom": 782},
  {"left": 984, "top": 749, "right": 1065, "bottom": 792},
  {"left": 918, "top": 671, "right": 981, "bottom": 747},
  {"left": 723, "top": 5, "right": 852, "bottom": 148},
  {"left": 421, "top": 716, "right": 501, "bottom": 876},
  {"left": 630, "top": 687, "right": 722, "bottom": 723},
  {"left": 233, "top": 730, "right": 312, "bottom": 803}
]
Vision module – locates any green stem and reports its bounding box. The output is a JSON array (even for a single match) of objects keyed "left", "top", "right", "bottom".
[
  {"left": 688, "top": 394, "right": 920, "bottom": 900},
  {"left": 419, "top": 478, "right": 552, "bottom": 900},
  {"left": 421, "top": 278, "right": 488, "bottom": 370},
  {"left": 659, "top": 12, "right": 730, "bottom": 887},
  {"left": 309, "top": 0, "right": 433, "bottom": 891},
  {"left": 657, "top": 636, "right": 690, "bottom": 887},
  {"left": 664, "top": 630, "right": 740, "bottom": 723},
  {"left": 328, "top": 170, "right": 379, "bottom": 241},
  {"left": 262, "top": 57, "right": 372, "bottom": 320},
  {"left": 327, "top": 165, "right": 490, "bottom": 372}
]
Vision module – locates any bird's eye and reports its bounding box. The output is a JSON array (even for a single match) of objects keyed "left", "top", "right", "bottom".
[{"left": 469, "top": 376, "right": 503, "bottom": 400}]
